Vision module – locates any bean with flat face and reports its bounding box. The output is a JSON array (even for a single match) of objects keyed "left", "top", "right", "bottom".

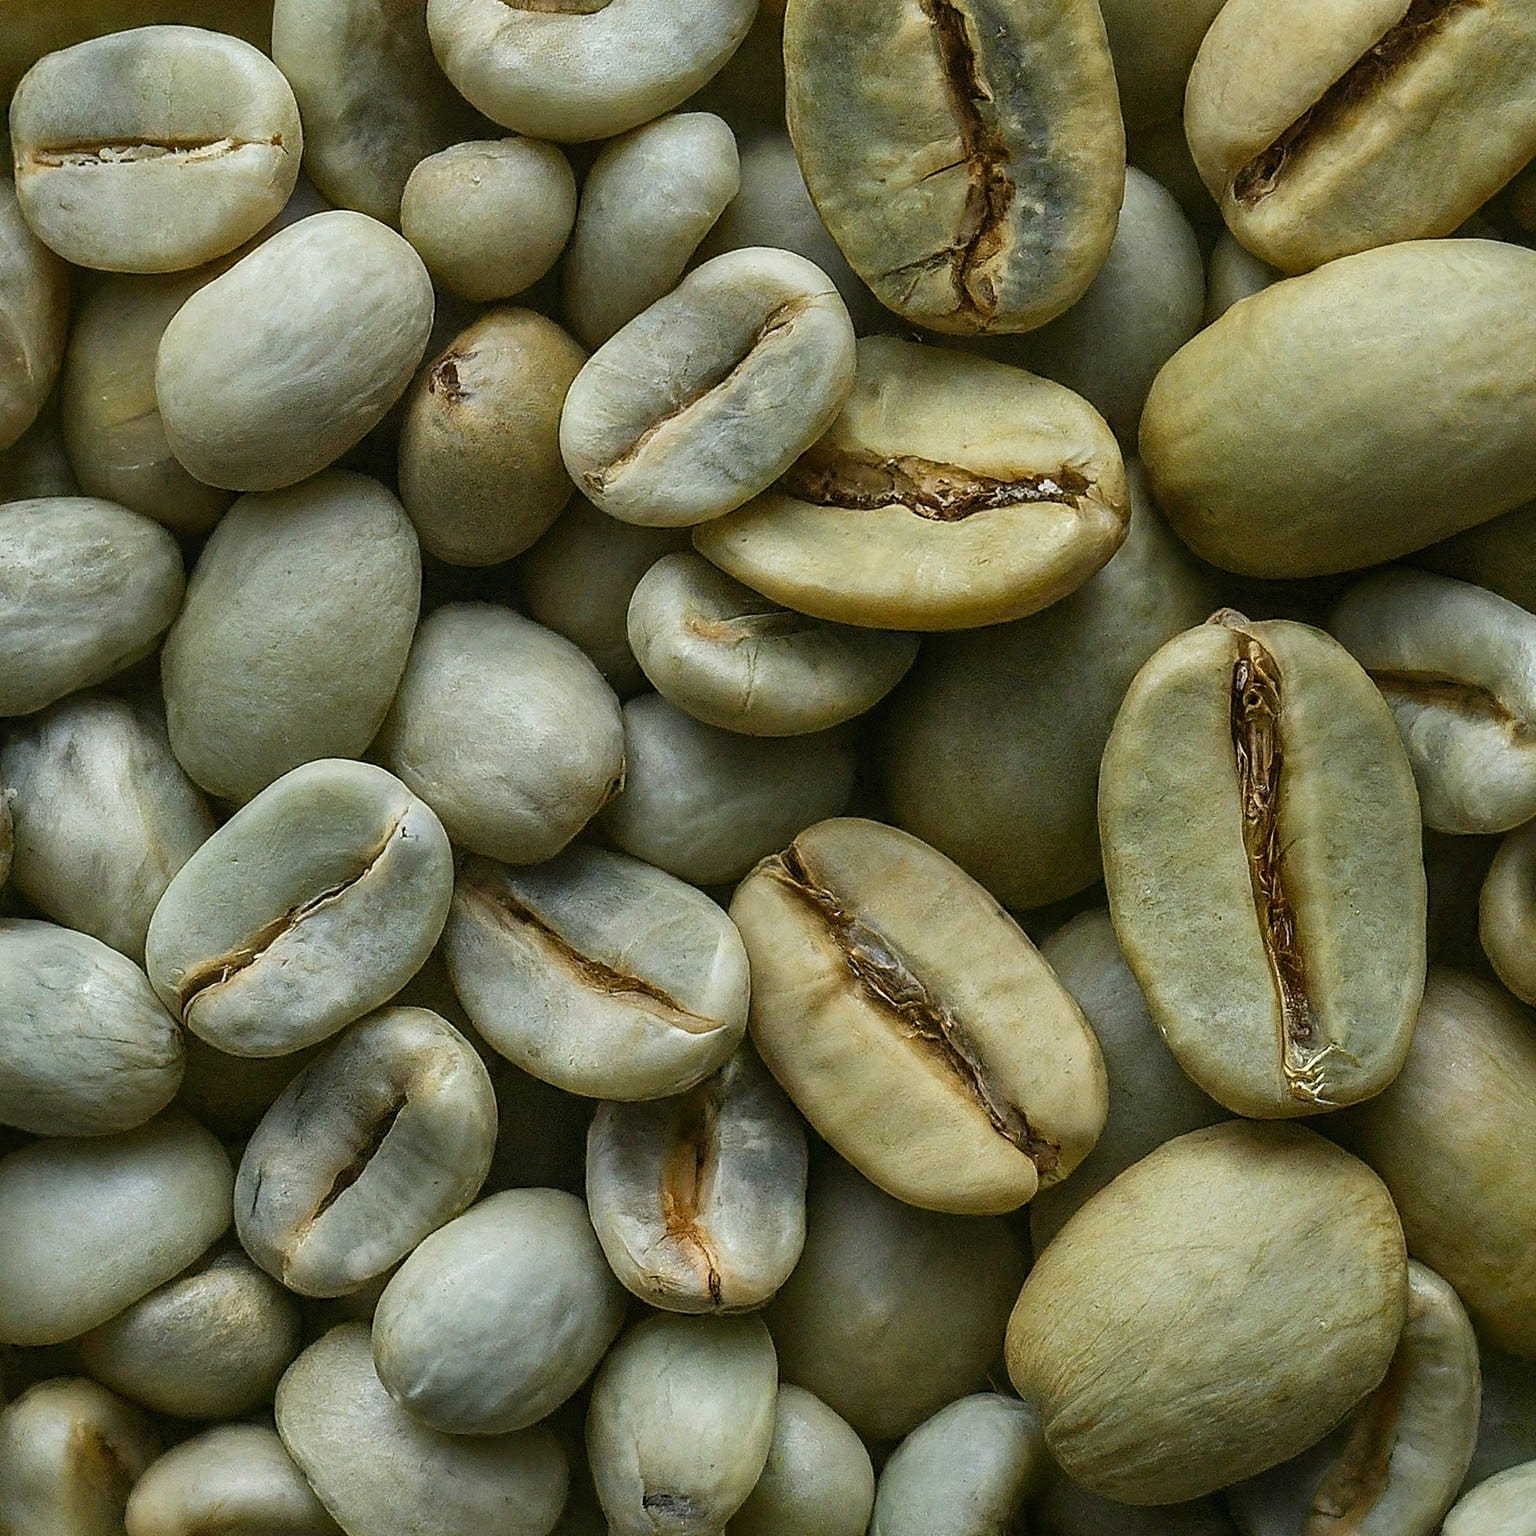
[
  {"left": 1227, "top": 1259, "right": 1479, "bottom": 1536},
  {"left": 1099, "top": 611, "right": 1426, "bottom": 1118},
  {"left": 9, "top": 25, "right": 301, "bottom": 272},
  {"left": 1481, "top": 822, "right": 1536, "bottom": 1006},
  {"left": 278, "top": 1323, "right": 568, "bottom": 1536},
  {"left": 0, "top": 1111, "right": 233, "bottom": 1346},
  {"left": 1006, "top": 1121, "right": 1409, "bottom": 1505},
  {"left": 627, "top": 552, "right": 918, "bottom": 737},
  {"left": 0, "top": 176, "right": 68, "bottom": 452},
  {"left": 1140, "top": 240, "right": 1536, "bottom": 577},
  {"left": 0, "top": 1379, "right": 159, "bottom": 1536},
  {"left": 1443, "top": 1462, "right": 1536, "bottom": 1536},
  {"left": 125, "top": 1424, "right": 341, "bottom": 1536},
  {"left": 586, "top": 1313, "right": 778, "bottom": 1536},
  {"left": 379, "top": 604, "right": 626, "bottom": 865},
  {"left": 766, "top": 1156, "right": 1028, "bottom": 1442},
  {"left": 156, "top": 209, "right": 434, "bottom": 491},
  {"left": 147, "top": 760, "right": 453, "bottom": 1057},
  {"left": 694, "top": 335, "right": 1129, "bottom": 631},
  {"left": 426, "top": 0, "right": 757, "bottom": 142},
  {"left": 373, "top": 1188, "right": 626, "bottom": 1434},
  {"left": 586, "top": 1046, "right": 807, "bottom": 1312},
  {"left": 564, "top": 113, "right": 740, "bottom": 349},
  {"left": 1332, "top": 569, "right": 1536, "bottom": 835},
  {"left": 235, "top": 1006, "right": 497, "bottom": 1297},
  {"left": 0, "top": 919, "right": 182, "bottom": 1136},
  {"left": 1334, "top": 969, "right": 1536, "bottom": 1361},
  {"left": 445, "top": 847, "right": 748, "bottom": 1101},
  {"left": 870, "top": 1394, "right": 1044, "bottom": 1536},
  {"left": 559, "top": 247, "right": 856, "bottom": 529},
  {"left": 398, "top": 308, "right": 586, "bottom": 566},
  {"left": 733, "top": 816, "right": 1107, "bottom": 1215},
  {"left": 728, "top": 1385, "right": 875, "bottom": 1536},
  {"left": 785, "top": 0, "right": 1124, "bottom": 335},
  {"left": 76, "top": 1246, "right": 301, "bottom": 1419},
  {"left": 0, "top": 495, "right": 183, "bottom": 717},
  {"left": 271, "top": 0, "right": 483, "bottom": 224},
  {"left": 1185, "top": 0, "right": 1536, "bottom": 274}
]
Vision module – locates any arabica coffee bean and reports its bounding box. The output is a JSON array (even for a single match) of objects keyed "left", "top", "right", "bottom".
[
  {"left": 693, "top": 335, "right": 1130, "bottom": 630},
  {"left": 559, "top": 247, "right": 856, "bottom": 528},
  {"left": 1006, "top": 1121, "right": 1408, "bottom": 1505},
  {"left": 1481, "top": 820, "right": 1536, "bottom": 1006},
  {"left": 586, "top": 1045, "right": 808, "bottom": 1312},
  {"left": 156, "top": 209, "right": 434, "bottom": 491},
  {"left": 1099, "top": 611, "right": 1426, "bottom": 1117},
  {"left": 732, "top": 816, "right": 1107, "bottom": 1215},
  {"left": 9, "top": 25, "right": 302, "bottom": 272},
  {"left": 784, "top": 0, "right": 1124, "bottom": 334},
  {"left": 0, "top": 176, "right": 68, "bottom": 452},
  {"left": 445, "top": 847, "right": 748, "bottom": 1100},
  {"left": 147, "top": 760, "right": 453, "bottom": 1057},
  {"left": 235, "top": 1006, "right": 497, "bottom": 1296}
]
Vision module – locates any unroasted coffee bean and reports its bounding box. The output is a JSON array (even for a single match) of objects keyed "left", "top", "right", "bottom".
[
  {"left": 1481, "top": 820, "right": 1536, "bottom": 1006},
  {"left": 586, "top": 1046, "right": 807, "bottom": 1312},
  {"left": 1006, "top": 1121, "right": 1408, "bottom": 1505},
  {"left": 693, "top": 335, "right": 1130, "bottom": 631},
  {"left": 0, "top": 176, "right": 68, "bottom": 452},
  {"left": 784, "top": 0, "right": 1124, "bottom": 335},
  {"left": 1442, "top": 1461, "right": 1536, "bottom": 1536},
  {"left": 1099, "top": 611, "right": 1426, "bottom": 1117},
  {"left": 732, "top": 816, "right": 1107, "bottom": 1215}
]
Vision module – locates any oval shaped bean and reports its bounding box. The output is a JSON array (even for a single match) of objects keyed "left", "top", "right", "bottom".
[
  {"left": 627, "top": 552, "right": 917, "bottom": 736},
  {"left": 0, "top": 176, "right": 68, "bottom": 452},
  {"left": 587, "top": 1046, "right": 807, "bottom": 1312},
  {"left": 693, "top": 336, "right": 1130, "bottom": 631},
  {"left": 278, "top": 1323, "right": 568, "bottom": 1536},
  {"left": 0, "top": 1111, "right": 233, "bottom": 1345},
  {"left": 76, "top": 1246, "right": 301, "bottom": 1419},
  {"left": 160, "top": 471, "right": 421, "bottom": 803},
  {"left": 1100, "top": 612, "right": 1426, "bottom": 1117},
  {"left": 156, "top": 209, "right": 434, "bottom": 491},
  {"left": 1007, "top": 1121, "right": 1408, "bottom": 1505},
  {"left": 125, "top": 1423, "right": 341, "bottom": 1536},
  {"left": 373, "top": 1188, "right": 626, "bottom": 1434},
  {"left": 10, "top": 25, "right": 302, "bottom": 272},
  {"left": 1481, "top": 821, "right": 1536, "bottom": 1006},
  {"left": 147, "top": 760, "right": 453, "bottom": 1057},
  {"left": 426, "top": 0, "right": 756, "bottom": 142},
  {"left": 0, "top": 495, "right": 183, "bottom": 717},
  {"left": 0, "top": 692, "right": 214, "bottom": 962},
  {"left": 733, "top": 816, "right": 1107, "bottom": 1215},
  {"left": 587, "top": 1313, "right": 778, "bottom": 1536},
  {"left": 380, "top": 603, "right": 625, "bottom": 864},
  {"left": 0, "top": 919, "right": 182, "bottom": 1136},
  {"left": 235, "top": 1006, "right": 497, "bottom": 1296},
  {"left": 560, "top": 247, "right": 856, "bottom": 528},
  {"left": 1332, "top": 569, "right": 1536, "bottom": 835},
  {"left": 445, "top": 847, "right": 748, "bottom": 1101}
]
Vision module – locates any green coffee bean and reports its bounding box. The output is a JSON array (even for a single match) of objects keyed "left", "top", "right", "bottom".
[
  {"left": 1204, "top": 229, "right": 1281, "bottom": 324},
  {"left": 1480, "top": 821, "right": 1536, "bottom": 1006},
  {"left": 1099, "top": 611, "right": 1426, "bottom": 1117},
  {"left": 1096, "top": 0, "right": 1226, "bottom": 131},
  {"left": 0, "top": 176, "right": 68, "bottom": 452},
  {"left": 1442, "top": 1461, "right": 1536, "bottom": 1536},
  {"left": 147, "top": 760, "right": 453, "bottom": 1057},
  {"left": 1006, "top": 1121, "right": 1408, "bottom": 1505},
  {"left": 373, "top": 1189, "right": 627, "bottom": 1434}
]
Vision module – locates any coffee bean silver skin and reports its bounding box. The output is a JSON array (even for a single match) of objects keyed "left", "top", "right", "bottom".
[
  {"left": 9, "top": 25, "right": 302, "bottom": 272},
  {"left": 0, "top": 918, "right": 182, "bottom": 1136},
  {"left": 235, "top": 1006, "right": 497, "bottom": 1297},
  {"left": 278, "top": 1322, "right": 568, "bottom": 1536},
  {"left": 373, "top": 1188, "right": 627, "bottom": 1434},
  {"left": 0, "top": 692, "right": 214, "bottom": 963},
  {"left": 0, "top": 495, "right": 184, "bottom": 717},
  {"left": 156, "top": 209, "right": 434, "bottom": 491},
  {"left": 445, "top": 847, "right": 749, "bottom": 1101},
  {"left": 586, "top": 1312, "right": 779, "bottom": 1536},
  {"left": 0, "top": 1378, "right": 160, "bottom": 1536},
  {"left": 0, "top": 175, "right": 68, "bottom": 452},
  {"left": 124, "top": 1423, "right": 341, "bottom": 1536},
  {"left": 0, "top": 1111, "right": 233, "bottom": 1346},
  {"left": 160, "top": 470, "right": 422, "bottom": 805},
  {"left": 146, "top": 759, "right": 454, "bottom": 1058},
  {"left": 76, "top": 1246, "right": 302, "bottom": 1420},
  {"left": 586, "top": 1046, "right": 808, "bottom": 1313}
]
